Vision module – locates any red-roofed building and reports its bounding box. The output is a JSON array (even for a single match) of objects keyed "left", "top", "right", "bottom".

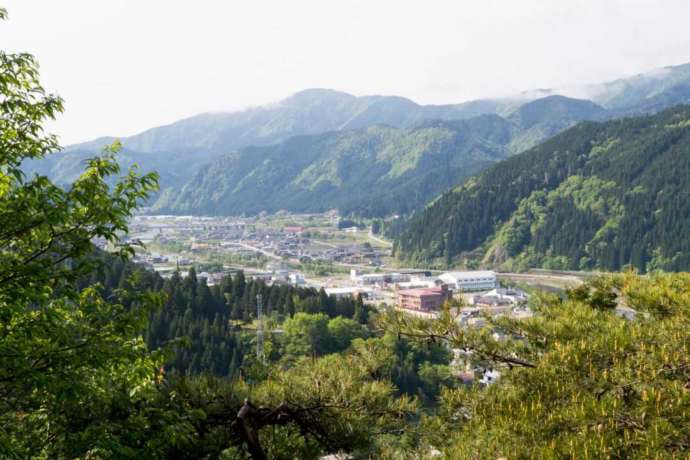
[{"left": 397, "top": 285, "right": 450, "bottom": 311}]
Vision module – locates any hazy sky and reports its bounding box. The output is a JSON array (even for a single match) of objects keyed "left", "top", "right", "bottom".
[{"left": 3, "top": 0, "right": 690, "bottom": 144}]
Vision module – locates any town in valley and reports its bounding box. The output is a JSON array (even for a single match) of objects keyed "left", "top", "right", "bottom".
[{"left": 123, "top": 211, "right": 580, "bottom": 323}]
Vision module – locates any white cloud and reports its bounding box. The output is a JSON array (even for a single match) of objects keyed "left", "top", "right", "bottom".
[{"left": 2, "top": 0, "right": 690, "bottom": 144}]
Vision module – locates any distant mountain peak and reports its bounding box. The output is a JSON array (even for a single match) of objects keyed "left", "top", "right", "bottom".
[{"left": 509, "top": 95, "right": 608, "bottom": 129}]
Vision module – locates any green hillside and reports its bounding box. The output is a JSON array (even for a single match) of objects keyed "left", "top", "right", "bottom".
[
  {"left": 395, "top": 106, "right": 690, "bottom": 272},
  {"left": 23, "top": 95, "right": 609, "bottom": 217},
  {"left": 21, "top": 146, "right": 218, "bottom": 190},
  {"left": 153, "top": 96, "right": 619, "bottom": 217},
  {"left": 506, "top": 95, "right": 609, "bottom": 152},
  {"left": 153, "top": 116, "right": 517, "bottom": 217}
]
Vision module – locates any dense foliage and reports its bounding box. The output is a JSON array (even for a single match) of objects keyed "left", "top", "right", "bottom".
[
  {"left": 388, "top": 272, "right": 690, "bottom": 458},
  {"left": 396, "top": 106, "right": 690, "bottom": 271},
  {"left": 93, "top": 255, "right": 454, "bottom": 402},
  {"left": 91, "top": 258, "right": 371, "bottom": 376}
]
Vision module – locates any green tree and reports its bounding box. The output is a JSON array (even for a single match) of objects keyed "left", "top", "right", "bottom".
[
  {"left": 282, "top": 312, "right": 330, "bottom": 358},
  {"left": 0, "top": 9, "right": 165, "bottom": 456},
  {"left": 417, "top": 362, "right": 456, "bottom": 401},
  {"left": 353, "top": 293, "right": 369, "bottom": 324},
  {"left": 326, "top": 316, "right": 368, "bottom": 352},
  {"left": 145, "top": 346, "right": 417, "bottom": 459}
]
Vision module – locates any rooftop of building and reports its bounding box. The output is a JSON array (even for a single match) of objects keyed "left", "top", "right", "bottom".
[
  {"left": 398, "top": 286, "right": 446, "bottom": 297},
  {"left": 440, "top": 270, "right": 496, "bottom": 280}
]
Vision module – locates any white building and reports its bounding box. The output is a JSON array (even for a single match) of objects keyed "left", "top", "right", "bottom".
[
  {"left": 472, "top": 287, "right": 528, "bottom": 307},
  {"left": 387, "top": 272, "right": 410, "bottom": 283},
  {"left": 324, "top": 287, "right": 372, "bottom": 299},
  {"left": 272, "top": 269, "right": 290, "bottom": 283},
  {"left": 250, "top": 271, "right": 273, "bottom": 282},
  {"left": 358, "top": 273, "right": 386, "bottom": 285},
  {"left": 395, "top": 279, "right": 439, "bottom": 290},
  {"left": 439, "top": 270, "right": 496, "bottom": 292},
  {"left": 352, "top": 272, "right": 410, "bottom": 286}
]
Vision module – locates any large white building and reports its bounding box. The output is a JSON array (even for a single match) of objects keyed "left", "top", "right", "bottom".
[
  {"left": 324, "top": 287, "right": 373, "bottom": 299},
  {"left": 438, "top": 270, "right": 496, "bottom": 292}
]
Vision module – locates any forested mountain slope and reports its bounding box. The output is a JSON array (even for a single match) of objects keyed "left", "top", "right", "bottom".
[
  {"left": 506, "top": 95, "right": 608, "bottom": 152},
  {"left": 154, "top": 96, "right": 617, "bottom": 217},
  {"left": 395, "top": 106, "right": 690, "bottom": 272},
  {"left": 22, "top": 89, "right": 503, "bottom": 188},
  {"left": 153, "top": 116, "right": 516, "bottom": 217},
  {"left": 13, "top": 91, "right": 533, "bottom": 191},
  {"left": 23, "top": 94, "right": 609, "bottom": 215}
]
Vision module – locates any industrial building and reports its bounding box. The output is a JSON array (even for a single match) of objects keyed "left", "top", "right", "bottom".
[{"left": 438, "top": 271, "right": 496, "bottom": 292}]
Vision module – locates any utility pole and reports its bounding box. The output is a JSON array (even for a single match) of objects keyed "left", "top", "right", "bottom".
[{"left": 256, "top": 293, "right": 264, "bottom": 362}]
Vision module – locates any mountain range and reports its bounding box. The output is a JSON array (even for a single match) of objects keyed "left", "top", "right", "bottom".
[
  {"left": 394, "top": 106, "right": 690, "bottom": 272},
  {"left": 22, "top": 61, "right": 690, "bottom": 218},
  {"left": 153, "top": 116, "right": 515, "bottom": 217}
]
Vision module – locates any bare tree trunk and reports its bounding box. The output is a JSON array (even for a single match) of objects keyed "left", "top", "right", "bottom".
[{"left": 233, "top": 399, "right": 268, "bottom": 460}]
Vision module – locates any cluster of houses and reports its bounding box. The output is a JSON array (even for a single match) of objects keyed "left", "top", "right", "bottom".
[
  {"left": 129, "top": 215, "right": 246, "bottom": 245},
  {"left": 128, "top": 214, "right": 390, "bottom": 274},
  {"left": 328, "top": 270, "right": 520, "bottom": 313},
  {"left": 299, "top": 243, "right": 385, "bottom": 266},
  {"left": 472, "top": 287, "right": 529, "bottom": 308},
  {"left": 235, "top": 227, "right": 387, "bottom": 266}
]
